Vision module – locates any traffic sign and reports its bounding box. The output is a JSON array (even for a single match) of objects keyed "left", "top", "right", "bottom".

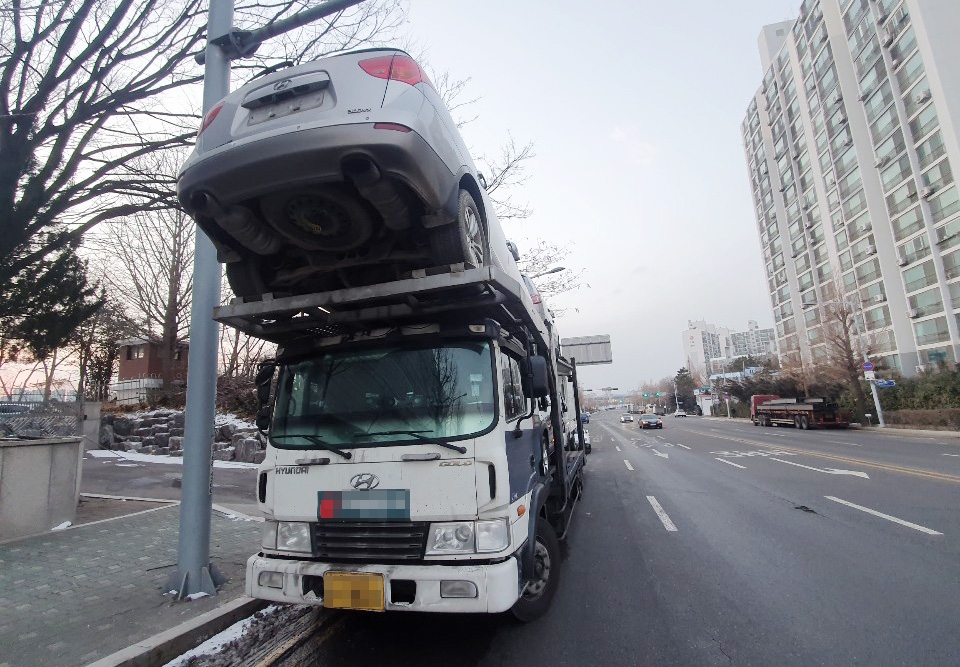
[
  {"left": 875, "top": 379, "right": 896, "bottom": 388},
  {"left": 862, "top": 361, "right": 874, "bottom": 371},
  {"left": 864, "top": 370, "right": 876, "bottom": 380}
]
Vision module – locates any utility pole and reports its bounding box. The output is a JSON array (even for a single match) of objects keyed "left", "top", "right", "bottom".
[{"left": 172, "top": 0, "right": 367, "bottom": 600}]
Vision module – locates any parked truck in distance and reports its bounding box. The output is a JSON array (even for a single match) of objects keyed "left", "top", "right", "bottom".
[{"left": 750, "top": 395, "right": 850, "bottom": 430}]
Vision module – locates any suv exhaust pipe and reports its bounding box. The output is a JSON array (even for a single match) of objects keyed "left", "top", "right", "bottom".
[{"left": 343, "top": 157, "right": 411, "bottom": 231}]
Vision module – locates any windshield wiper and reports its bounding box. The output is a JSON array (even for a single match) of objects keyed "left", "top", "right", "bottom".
[
  {"left": 353, "top": 430, "right": 467, "bottom": 454},
  {"left": 270, "top": 433, "right": 352, "bottom": 459}
]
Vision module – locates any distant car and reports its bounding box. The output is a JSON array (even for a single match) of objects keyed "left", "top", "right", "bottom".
[
  {"left": 580, "top": 412, "right": 590, "bottom": 424},
  {"left": 178, "top": 48, "right": 521, "bottom": 298},
  {"left": 639, "top": 414, "right": 663, "bottom": 429},
  {"left": 620, "top": 414, "right": 633, "bottom": 423},
  {"left": 674, "top": 410, "right": 687, "bottom": 417}
]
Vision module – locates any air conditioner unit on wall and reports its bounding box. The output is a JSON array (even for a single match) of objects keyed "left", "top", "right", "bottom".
[
  {"left": 909, "top": 309, "right": 920, "bottom": 319},
  {"left": 922, "top": 186, "right": 936, "bottom": 199},
  {"left": 897, "top": 256, "right": 909, "bottom": 266},
  {"left": 875, "top": 155, "right": 891, "bottom": 168},
  {"left": 915, "top": 90, "right": 931, "bottom": 104},
  {"left": 890, "top": 58, "right": 902, "bottom": 69},
  {"left": 874, "top": 294, "right": 886, "bottom": 303},
  {"left": 866, "top": 244, "right": 877, "bottom": 255}
]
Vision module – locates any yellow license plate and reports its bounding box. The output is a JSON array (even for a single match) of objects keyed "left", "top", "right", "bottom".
[{"left": 323, "top": 572, "right": 385, "bottom": 611}]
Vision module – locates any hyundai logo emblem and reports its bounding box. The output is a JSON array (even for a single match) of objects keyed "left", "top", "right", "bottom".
[
  {"left": 273, "top": 79, "right": 292, "bottom": 91},
  {"left": 350, "top": 473, "right": 380, "bottom": 490}
]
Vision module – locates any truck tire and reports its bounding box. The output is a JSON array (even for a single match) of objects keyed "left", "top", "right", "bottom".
[
  {"left": 794, "top": 416, "right": 802, "bottom": 429},
  {"left": 430, "top": 189, "right": 487, "bottom": 268},
  {"left": 512, "top": 520, "right": 560, "bottom": 622},
  {"left": 800, "top": 415, "right": 810, "bottom": 430}
]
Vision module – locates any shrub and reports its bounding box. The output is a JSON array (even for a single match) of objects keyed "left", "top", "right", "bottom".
[{"left": 883, "top": 409, "right": 960, "bottom": 431}]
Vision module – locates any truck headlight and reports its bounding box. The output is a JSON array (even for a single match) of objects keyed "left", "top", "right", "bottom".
[
  {"left": 476, "top": 518, "right": 510, "bottom": 553},
  {"left": 426, "top": 522, "right": 475, "bottom": 554},
  {"left": 276, "top": 521, "right": 312, "bottom": 553}
]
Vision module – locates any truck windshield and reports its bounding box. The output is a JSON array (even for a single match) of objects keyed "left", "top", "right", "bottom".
[{"left": 271, "top": 341, "right": 496, "bottom": 447}]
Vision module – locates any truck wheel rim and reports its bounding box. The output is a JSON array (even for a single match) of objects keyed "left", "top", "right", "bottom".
[{"left": 523, "top": 539, "right": 552, "bottom": 599}]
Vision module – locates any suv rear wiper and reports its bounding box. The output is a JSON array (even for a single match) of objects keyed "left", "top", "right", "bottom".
[
  {"left": 353, "top": 430, "right": 467, "bottom": 454},
  {"left": 270, "top": 433, "right": 352, "bottom": 459}
]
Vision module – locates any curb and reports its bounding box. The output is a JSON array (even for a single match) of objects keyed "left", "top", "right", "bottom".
[{"left": 83, "top": 596, "right": 267, "bottom": 667}]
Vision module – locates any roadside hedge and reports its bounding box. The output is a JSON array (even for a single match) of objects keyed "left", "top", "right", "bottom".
[{"left": 882, "top": 409, "right": 960, "bottom": 431}]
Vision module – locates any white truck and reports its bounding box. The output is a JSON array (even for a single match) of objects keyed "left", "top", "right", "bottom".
[{"left": 213, "top": 266, "right": 591, "bottom": 620}]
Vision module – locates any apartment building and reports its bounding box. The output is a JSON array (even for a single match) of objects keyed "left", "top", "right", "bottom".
[
  {"left": 742, "top": 0, "right": 960, "bottom": 376},
  {"left": 682, "top": 319, "right": 777, "bottom": 379}
]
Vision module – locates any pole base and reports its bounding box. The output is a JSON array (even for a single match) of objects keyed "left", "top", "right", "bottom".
[{"left": 167, "top": 563, "right": 225, "bottom": 601}]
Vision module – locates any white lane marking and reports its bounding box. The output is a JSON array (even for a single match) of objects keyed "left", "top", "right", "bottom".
[
  {"left": 651, "top": 449, "right": 669, "bottom": 459},
  {"left": 675, "top": 444, "right": 692, "bottom": 450},
  {"left": 770, "top": 457, "right": 869, "bottom": 478},
  {"left": 716, "top": 458, "right": 747, "bottom": 469},
  {"left": 646, "top": 496, "right": 678, "bottom": 532},
  {"left": 663, "top": 443, "right": 674, "bottom": 448},
  {"left": 655, "top": 435, "right": 665, "bottom": 440},
  {"left": 826, "top": 439, "right": 862, "bottom": 447},
  {"left": 623, "top": 459, "right": 635, "bottom": 471},
  {"left": 615, "top": 445, "right": 621, "bottom": 452},
  {"left": 943, "top": 453, "right": 960, "bottom": 457},
  {"left": 824, "top": 496, "right": 943, "bottom": 535}
]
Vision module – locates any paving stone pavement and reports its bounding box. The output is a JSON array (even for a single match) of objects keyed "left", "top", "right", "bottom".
[{"left": 0, "top": 505, "right": 261, "bottom": 667}]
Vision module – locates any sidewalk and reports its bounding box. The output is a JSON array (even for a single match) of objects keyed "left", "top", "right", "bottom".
[
  {"left": 0, "top": 501, "right": 261, "bottom": 667},
  {"left": 701, "top": 415, "right": 960, "bottom": 440}
]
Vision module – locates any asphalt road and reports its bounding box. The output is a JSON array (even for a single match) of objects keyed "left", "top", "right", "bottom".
[{"left": 292, "top": 412, "right": 960, "bottom": 667}]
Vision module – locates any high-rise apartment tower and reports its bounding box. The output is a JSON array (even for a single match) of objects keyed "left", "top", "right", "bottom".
[{"left": 742, "top": 0, "right": 960, "bottom": 375}]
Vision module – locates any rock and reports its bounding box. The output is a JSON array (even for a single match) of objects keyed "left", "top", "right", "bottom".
[
  {"left": 154, "top": 410, "right": 173, "bottom": 418},
  {"left": 212, "top": 441, "right": 232, "bottom": 451},
  {"left": 156, "top": 447, "right": 169, "bottom": 455},
  {"left": 169, "top": 427, "right": 184, "bottom": 437},
  {"left": 141, "top": 436, "right": 156, "bottom": 448},
  {"left": 113, "top": 417, "right": 133, "bottom": 437},
  {"left": 213, "top": 446, "right": 236, "bottom": 461},
  {"left": 100, "top": 414, "right": 115, "bottom": 426},
  {"left": 119, "top": 441, "right": 143, "bottom": 452},
  {"left": 253, "top": 451, "right": 266, "bottom": 464},
  {"left": 154, "top": 432, "right": 170, "bottom": 447},
  {"left": 170, "top": 450, "right": 184, "bottom": 458},
  {"left": 140, "top": 445, "right": 157, "bottom": 455},
  {"left": 168, "top": 436, "right": 183, "bottom": 451},
  {"left": 98, "top": 425, "right": 115, "bottom": 449},
  {"left": 125, "top": 435, "right": 143, "bottom": 443},
  {"left": 134, "top": 427, "right": 153, "bottom": 437},
  {"left": 235, "top": 438, "right": 260, "bottom": 463},
  {"left": 218, "top": 423, "right": 236, "bottom": 441},
  {"left": 172, "top": 475, "right": 182, "bottom": 487},
  {"left": 172, "top": 413, "right": 185, "bottom": 428}
]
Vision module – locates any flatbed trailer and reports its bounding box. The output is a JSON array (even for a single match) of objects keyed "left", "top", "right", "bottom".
[{"left": 752, "top": 396, "right": 849, "bottom": 430}]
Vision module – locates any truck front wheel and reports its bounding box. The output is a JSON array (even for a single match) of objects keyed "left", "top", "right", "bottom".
[{"left": 512, "top": 520, "right": 560, "bottom": 622}]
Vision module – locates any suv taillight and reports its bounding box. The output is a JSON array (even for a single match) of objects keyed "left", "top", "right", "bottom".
[
  {"left": 359, "top": 54, "right": 433, "bottom": 88},
  {"left": 198, "top": 102, "right": 224, "bottom": 136}
]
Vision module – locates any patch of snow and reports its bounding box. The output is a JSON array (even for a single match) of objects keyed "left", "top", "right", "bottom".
[
  {"left": 86, "top": 450, "right": 120, "bottom": 458},
  {"left": 107, "top": 450, "right": 258, "bottom": 470},
  {"left": 215, "top": 412, "right": 257, "bottom": 430},
  {"left": 160, "top": 605, "right": 283, "bottom": 667},
  {"left": 115, "top": 463, "right": 141, "bottom": 467},
  {"left": 185, "top": 591, "right": 210, "bottom": 601},
  {"left": 51, "top": 521, "right": 72, "bottom": 531}
]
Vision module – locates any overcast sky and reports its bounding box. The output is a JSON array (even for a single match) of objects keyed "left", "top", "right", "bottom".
[{"left": 404, "top": 0, "right": 801, "bottom": 391}]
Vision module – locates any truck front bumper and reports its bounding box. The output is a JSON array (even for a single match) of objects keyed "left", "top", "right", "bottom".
[{"left": 246, "top": 554, "right": 521, "bottom": 613}]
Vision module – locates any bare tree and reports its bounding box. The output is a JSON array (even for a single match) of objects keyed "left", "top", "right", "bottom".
[
  {"left": 818, "top": 299, "right": 869, "bottom": 418},
  {"left": 0, "top": 0, "right": 407, "bottom": 313},
  {"left": 478, "top": 134, "right": 536, "bottom": 221},
  {"left": 515, "top": 239, "right": 587, "bottom": 300}
]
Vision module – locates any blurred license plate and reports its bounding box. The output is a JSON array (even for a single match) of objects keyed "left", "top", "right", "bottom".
[
  {"left": 317, "top": 490, "right": 410, "bottom": 520},
  {"left": 323, "top": 572, "right": 385, "bottom": 611}
]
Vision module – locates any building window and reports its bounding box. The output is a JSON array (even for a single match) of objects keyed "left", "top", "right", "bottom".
[
  {"left": 864, "top": 305, "right": 891, "bottom": 331},
  {"left": 885, "top": 180, "right": 918, "bottom": 218},
  {"left": 903, "top": 259, "right": 938, "bottom": 293},
  {"left": 916, "top": 130, "right": 946, "bottom": 170},
  {"left": 909, "top": 105, "right": 938, "bottom": 143},
  {"left": 881, "top": 155, "right": 912, "bottom": 192},
  {"left": 898, "top": 234, "right": 931, "bottom": 265},
  {"left": 930, "top": 187, "right": 960, "bottom": 223},
  {"left": 942, "top": 248, "right": 960, "bottom": 281},
  {"left": 890, "top": 206, "right": 924, "bottom": 242},
  {"left": 908, "top": 287, "right": 944, "bottom": 318},
  {"left": 913, "top": 316, "right": 950, "bottom": 346}
]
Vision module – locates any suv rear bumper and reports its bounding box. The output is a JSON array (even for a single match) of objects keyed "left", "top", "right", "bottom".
[
  {"left": 246, "top": 553, "right": 520, "bottom": 614},
  {"left": 177, "top": 123, "right": 457, "bottom": 214}
]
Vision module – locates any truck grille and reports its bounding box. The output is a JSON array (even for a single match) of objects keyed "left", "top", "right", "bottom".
[{"left": 312, "top": 521, "right": 429, "bottom": 563}]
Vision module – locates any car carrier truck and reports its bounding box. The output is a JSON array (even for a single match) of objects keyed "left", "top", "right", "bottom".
[
  {"left": 751, "top": 394, "right": 850, "bottom": 430},
  {"left": 212, "top": 266, "right": 593, "bottom": 620}
]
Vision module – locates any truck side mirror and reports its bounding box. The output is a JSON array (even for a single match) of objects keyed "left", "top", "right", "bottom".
[
  {"left": 255, "top": 360, "right": 276, "bottom": 407},
  {"left": 522, "top": 356, "right": 550, "bottom": 398},
  {"left": 255, "top": 406, "right": 272, "bottom": 432}
]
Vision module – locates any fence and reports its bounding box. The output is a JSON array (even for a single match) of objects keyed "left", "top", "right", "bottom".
[
  {"left": 107, "top": 377, "right": 164, "bottom": 406},
  {"left": 0, "top": 400, "right": 83, "bottom": 439}
]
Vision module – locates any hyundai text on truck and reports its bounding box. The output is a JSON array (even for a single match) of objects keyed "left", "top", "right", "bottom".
[{"left": 178, "top": 48, "right": 601, "bottom": 620}]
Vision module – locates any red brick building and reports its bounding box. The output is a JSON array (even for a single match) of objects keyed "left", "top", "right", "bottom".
[{"left": 117, "top": 338, "right": 189, "bottom": 381}]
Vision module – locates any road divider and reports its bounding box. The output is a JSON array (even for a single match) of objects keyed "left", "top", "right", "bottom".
[
  {"left": 824, "top": 496, "right": 943, "bottom": 535},
  {"left": 646, "top": 496, "right": 678, "bottom": 532}
]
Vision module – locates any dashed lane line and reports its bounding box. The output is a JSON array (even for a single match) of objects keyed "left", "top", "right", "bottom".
[
  {"left": 675, "top": 443, "right": 691, "bottom": 450},
  {"left": 826, "top": 439, "right": 862, "bottom": 447},
  {"left": 615, "top": 445, "right": 621, "bottom": 452},
  {"left": 623, "top": 459, "right": 635, "bottom": 471},
  {"left": 824, "top": 496, "right": 943, "bottom": 536},
  {"left": 646, "top": 496, "right": 678, "bottom": 532},
  {"left": 716, "top": 458, "right": 747, "bottom": 469}
]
